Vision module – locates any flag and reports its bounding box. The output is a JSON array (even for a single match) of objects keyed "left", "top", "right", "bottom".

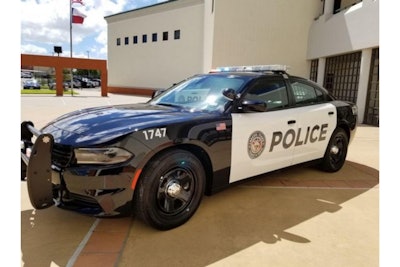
[
  {"left": 72, "top": 8, "right": 86, "bottom": 24},
  {"left": 72, "top": 0, "right": 85, "bottom": 5},
  {"left": 216, "top": 122, "right": 226, "bottom": 131}
]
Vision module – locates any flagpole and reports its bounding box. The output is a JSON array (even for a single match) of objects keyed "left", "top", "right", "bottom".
[{"left": 69, "top": 0, "right": 73, "bottom": 96}]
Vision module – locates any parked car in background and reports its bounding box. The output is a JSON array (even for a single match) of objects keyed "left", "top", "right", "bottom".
[
  {"left": 23, "top": 79, "right": 41, "bottom": 89},
  {"left": 77, "top": 77, "right": 96, "bottom": 88},
  {"left": 64, "top": 80, "right": 82, "bottom": 89},
  {"left": 91, "top": 78, "right": 101, "bottom": 87},
  {"left": 49, "top": 81, "right": 68, "bottom": 90},
  {"left": 21, "top": 72, "right": 32, "bottom": 78}
]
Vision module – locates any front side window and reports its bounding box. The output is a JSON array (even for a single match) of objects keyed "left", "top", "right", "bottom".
[{"left": 243, "top": 78, "right": 289, "bottom": 111}]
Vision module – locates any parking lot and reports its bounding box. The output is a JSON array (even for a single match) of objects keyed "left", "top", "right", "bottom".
[{"left": 20, "top": 89, "right": 379, "bottom": 267}]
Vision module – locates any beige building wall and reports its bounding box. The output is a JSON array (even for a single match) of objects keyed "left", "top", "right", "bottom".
[
  {"left": 106, "top": 0, "right": 204, "bottom": 89},
  {"left": 106, "top": 0, "right": 321, "bottom": 90},
  {"left": 210, "top": 0, "right": 320, "bottom": 77}
]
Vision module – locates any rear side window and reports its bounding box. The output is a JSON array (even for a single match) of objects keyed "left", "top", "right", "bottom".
[
  {"left": 290, "top": 80, "right": 325, "bottom": 105},
  {"left": 244, "top": 78, "right": 289, "bottom": 111}
]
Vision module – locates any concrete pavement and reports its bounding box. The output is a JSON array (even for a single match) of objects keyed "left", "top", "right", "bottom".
[{"left": 20, "top": 89, "right": 379, "bottom": 267}]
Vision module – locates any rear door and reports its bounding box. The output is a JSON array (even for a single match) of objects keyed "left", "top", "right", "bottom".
[
  {"left": 230, "top": 77, "right": 298, "bottom": 183},
  {"left": 288, "top": 78, "right": 337, "bottom": 165}
]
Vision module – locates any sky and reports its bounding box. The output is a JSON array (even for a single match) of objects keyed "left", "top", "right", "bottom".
[{"left": 20, "top": 0, "right": 168, "bottom": 60}]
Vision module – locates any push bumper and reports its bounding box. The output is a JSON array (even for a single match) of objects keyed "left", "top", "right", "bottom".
[
  {"left": 21, "top": 121, "right": 55, "bottom": 209},
  {"left": 21, "top": 121, "right": 135, "bottom": 216}
]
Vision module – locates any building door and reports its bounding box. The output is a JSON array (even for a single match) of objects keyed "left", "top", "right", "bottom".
[
  {"left": 323, "top": 52, "right": 361, "bottom": 104},
  {"left": 364, "top": 48, "right": 379, "bottom": 126}
]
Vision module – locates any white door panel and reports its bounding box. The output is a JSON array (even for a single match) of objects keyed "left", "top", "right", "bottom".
[
  {"left": 230, "top": 110, "right": 298, "bottom": 183},
  {"left": 291, "top": 103, "right": 337, "bottom": 165}
]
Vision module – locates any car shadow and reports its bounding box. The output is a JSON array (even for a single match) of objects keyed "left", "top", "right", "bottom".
[
  {"left": 21, "top": 160, "right": 378, "bottom": 267},
  {"left": 118, "top": 160, "right": 378, "bottom": 266}
]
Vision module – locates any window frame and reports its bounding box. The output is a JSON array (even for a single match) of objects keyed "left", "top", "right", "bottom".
[{"left": 241, "top": 77, "right": 290, "bottom": 112}]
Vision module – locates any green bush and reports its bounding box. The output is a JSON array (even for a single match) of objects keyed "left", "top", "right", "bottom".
[{"left": 21, "top": 89, "right": 78, "bottom": 95}]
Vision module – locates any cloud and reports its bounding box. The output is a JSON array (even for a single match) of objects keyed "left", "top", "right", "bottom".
[{"left": 20, "top": 0, "right": 167, "bottom": 59}]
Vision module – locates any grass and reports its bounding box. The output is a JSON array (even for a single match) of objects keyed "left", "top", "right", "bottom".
[{"left": 21, "top": 89, "right": 78, "bottom": 95}]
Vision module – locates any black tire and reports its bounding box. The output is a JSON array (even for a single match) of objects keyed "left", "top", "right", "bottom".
[
  {"left": 21, "top": 159, "right": 27, "bottom": 181},
  {"left": 320, "top": 128, "right": 349, "bottom": 172},
  {"left": 133, "top": 149, "right": 206, "bottom": 230}
]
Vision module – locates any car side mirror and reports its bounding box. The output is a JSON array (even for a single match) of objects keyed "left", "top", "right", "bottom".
[
  {"left": 152, "top": 89, "right": 166, "bottom": 99},
  {"left": 222, "top": 88, "right": 237, "bottom": 101},
  {"left": 240, "top": 99, "right": 267, "bottom": 112}
]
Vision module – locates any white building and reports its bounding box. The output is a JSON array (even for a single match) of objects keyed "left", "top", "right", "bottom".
[{"left": 105, "top": 0, "right": 379, "bottom": 125}]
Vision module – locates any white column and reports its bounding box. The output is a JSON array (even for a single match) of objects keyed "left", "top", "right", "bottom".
[
  {"left": 323, "top": 0, "right": 335, "bottom": 20},
  {"left": 317, "top": 57, "right": 326, "bottom": 86},
  {"left": 356, "top": 48, "right": 372, "bottom": 124}
]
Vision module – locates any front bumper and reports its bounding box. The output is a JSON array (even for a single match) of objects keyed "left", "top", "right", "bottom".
[{"left": 21, "top": 121, "right": 135, "bottom": 216}]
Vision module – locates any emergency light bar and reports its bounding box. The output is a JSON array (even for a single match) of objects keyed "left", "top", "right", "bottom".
[{"left": 212, "top": 64, "right": 288, "bottom": 73}]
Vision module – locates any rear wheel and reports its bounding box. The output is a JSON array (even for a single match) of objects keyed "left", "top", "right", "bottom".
[
  {"left": 133, "top": 149, "right": 206, "bottom": 230},
  {"left": 320, "top": 128, "right": 349, "bottom": 172}
]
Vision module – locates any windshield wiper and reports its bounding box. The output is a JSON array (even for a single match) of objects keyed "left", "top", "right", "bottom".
[{"left": 155, "top": 103, "right": 182, "bottom": 108}]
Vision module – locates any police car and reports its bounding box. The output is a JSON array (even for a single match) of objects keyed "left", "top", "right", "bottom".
[{"left": 21, "top": 65, "right": 357, "bottom": 230}]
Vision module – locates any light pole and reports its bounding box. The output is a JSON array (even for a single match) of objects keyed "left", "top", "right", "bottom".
[{"left": 87, "top": 51, "right": 90, "bottom": 79}]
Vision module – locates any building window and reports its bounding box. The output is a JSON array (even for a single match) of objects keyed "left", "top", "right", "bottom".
[
  {"left": 124, "top": 37, "right": 129, "bottom": 45},
  {"left": 333, "top": 0, "right": 362, "bottom": 14},
  {"left": 163, "top": 31, "right": 168, "bottom": 41},
  {"left": 310, "top": 59, "right": 318, "bottom": 82},
  {"left": 142, "top": 34, "right": 147, "bottom": 43},
  {"left": 133, "top": 35, "right": 138, "bottom": 44},
  {"left": 174, "top": 30, "right": 181, "bottom": 40},
  {"left": 323, "top": 51, "right": 361, "bottom": 103},
  {"left": 152, "top": 33, "right": 157, "bottom": 42},
  {"left": 116, "top": 38, "right": 121, "bottom": 46}
]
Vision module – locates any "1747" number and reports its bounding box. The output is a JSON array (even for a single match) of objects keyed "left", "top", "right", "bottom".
[{"left": 142, "top": 128, "right": 167, "bottom": 140}]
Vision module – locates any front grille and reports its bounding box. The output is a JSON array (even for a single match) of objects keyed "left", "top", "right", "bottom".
[{"left": 52, "top": 143, "right": 75, "bottom": 168}]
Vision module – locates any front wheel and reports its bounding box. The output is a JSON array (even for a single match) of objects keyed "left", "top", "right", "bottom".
[
  {"left": 133, "top": 149, "right": 206, "bottom": 230},
  {"left": 320, "top": 128, "right": 349, "bottom": 172}
]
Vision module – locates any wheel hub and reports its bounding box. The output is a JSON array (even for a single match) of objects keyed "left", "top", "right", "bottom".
[
  {"left": 330, "top": 145, "right": 339, "bottom": 155},
  {"left": 167, "top": 182, "right": 182, "bottom": 197}
]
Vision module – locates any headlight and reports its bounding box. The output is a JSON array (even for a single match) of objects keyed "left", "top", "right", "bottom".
[
  {"left": 351, "top": 105, "right": 358, "bottom": 116},
  {"left": 74, "top": 147, "right": 133, "bottom": 165}
]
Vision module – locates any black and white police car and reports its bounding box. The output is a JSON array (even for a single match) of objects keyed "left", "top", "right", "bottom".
[{"left": 21, "top": 65, "right": 357, "bottom": 230}]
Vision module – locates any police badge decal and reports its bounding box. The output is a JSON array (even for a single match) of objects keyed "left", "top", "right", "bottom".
[{"left": 248, "top": 131, "right": 266, "bottom": 159}]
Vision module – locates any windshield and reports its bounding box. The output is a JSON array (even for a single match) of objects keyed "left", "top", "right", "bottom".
[{"left": 150, "top": 74, "right": 250, "bottom": 112}]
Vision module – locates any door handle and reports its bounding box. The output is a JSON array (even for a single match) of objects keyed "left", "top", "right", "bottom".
[
  {"left": 288, "top": 120, "right": 296, "bottom": 125},
  {"left": 328, "top": 111, "right": 334, "bottom": 115}
]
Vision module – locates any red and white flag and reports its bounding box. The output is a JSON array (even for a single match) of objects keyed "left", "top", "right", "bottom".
[
  {"left": 72, "top": 8, "right": 86, "bottom": 24},
  {"left": 72, "top": 0, "right": 85, "bottom": 5}
]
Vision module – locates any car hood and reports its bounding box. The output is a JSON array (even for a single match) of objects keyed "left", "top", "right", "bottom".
[{"left": 41, "top": 103, "right": 217, "bottom": 146}]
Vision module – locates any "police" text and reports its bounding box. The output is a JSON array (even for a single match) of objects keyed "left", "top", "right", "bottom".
[{"left": 269, "top": 124, "right": 328, "bottom": 152}]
